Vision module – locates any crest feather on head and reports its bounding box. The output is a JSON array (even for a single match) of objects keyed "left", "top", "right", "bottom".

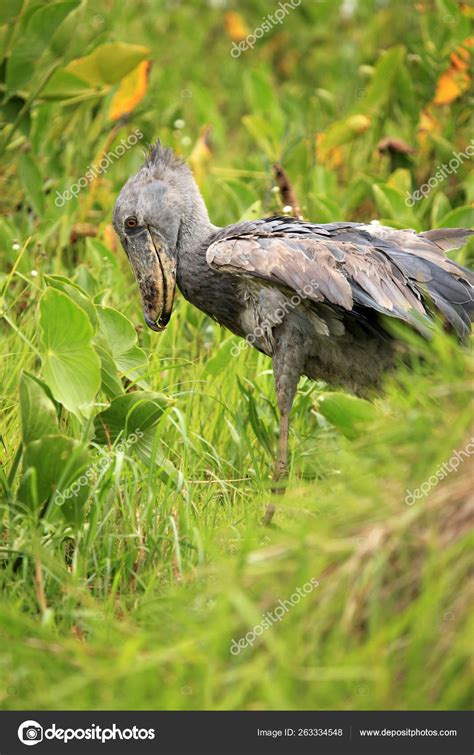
[{"left": 144, "top": 139, "right": 184, "bottom": 173}]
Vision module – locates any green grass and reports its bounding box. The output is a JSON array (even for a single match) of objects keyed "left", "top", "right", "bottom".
[
  {"left": 1, "top": 290, "right": 472, "bottom": 710},
  {"left": 0, "top": 0, "right": 473, "bottom": 711}
]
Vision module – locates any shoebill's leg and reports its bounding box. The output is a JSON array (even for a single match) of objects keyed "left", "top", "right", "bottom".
[{"left": 262, "top": 325, "right": 305, "bottom": 526}]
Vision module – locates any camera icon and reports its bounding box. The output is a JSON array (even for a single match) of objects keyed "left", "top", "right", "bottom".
[{"left": 18, "top": 720, "right": 43, "bottom": 746}]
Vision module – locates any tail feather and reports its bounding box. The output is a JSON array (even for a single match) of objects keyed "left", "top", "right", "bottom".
[
  {"left": 378, "top": 227, "right": 473, "bottom": 340},
  {"left": 421, "top": 264, "right": 473, "bottom": 340},
  {"left": 420, "top": 227, "right": 474, "bottom": 252}
]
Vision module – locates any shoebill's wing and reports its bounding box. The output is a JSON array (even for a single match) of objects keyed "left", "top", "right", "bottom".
[{"left": 206, "top": 218, "right": 474, "bottom": 339}]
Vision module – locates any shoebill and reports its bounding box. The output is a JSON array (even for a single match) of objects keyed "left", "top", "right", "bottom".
[{"left": 113, "top": 142, "right": 473, "bottom": 522}]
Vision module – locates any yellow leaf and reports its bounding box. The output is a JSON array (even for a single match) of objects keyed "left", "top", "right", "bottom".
[
  {"left": 346, "top": 114, "right": 371, "bottom": 134},
  {"left": 432, "top": 37, "right": 472, "bottom": 106},
  {"left": 224, "top": 12, "right": 249, "bottom": 41},
  {"left": 109, "top": 61, "right": 151, "bottom": 121},
  {"left": 189, "top": 125, "right": 213, "bottom": 186},
  {"left": 433, "top": 69, "right": 469, "bottom": 105}
]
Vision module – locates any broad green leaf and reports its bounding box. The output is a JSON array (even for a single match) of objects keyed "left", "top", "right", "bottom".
[
  {"left": 96, "top": 306, "right": 137, "bottom": 355},
  {"left": 94, "top": 393, "right": 180, "bottom": 486},
  {"left": 125, "top": 397, "right": 170, "bottom": 438},
  {"left": 45, "top": 275, "right": 98, "bottom": 328},
  {"left": 18, "top": 154, "right": 45, "bottom": 216},
  {"left": 65, "top": 43, "right": 151, "bottom": 87},
  {"left": 17, "top": 434, "right": 90, "bottom": 524},
  {"left": 94, "top": 338, "right": 125, "bottom": 400},
  {"left": 6, "top": 1, "right": 80, "bottom": 89},
  {"left": 19, "top": 372, "right": 58, "bottom": 445},
  {"left": 94, "top": 391, "right": 169, "bottom": 444},
  {"left": 39, "top": 288, "right": 101, "bottom": 418},
  {"left": 435, "top": 206, "right": 474, "bottom": 229},
  {"left": 96, "top": 306, "right": 147, "bottom": 380},
  {"left": 317, "top": 393, "right": 378, "bottom": 439}
]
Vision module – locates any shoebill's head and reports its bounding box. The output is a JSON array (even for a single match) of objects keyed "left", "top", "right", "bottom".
[{"left": 113, "top": 141, "right": 209, "bottom": 331}]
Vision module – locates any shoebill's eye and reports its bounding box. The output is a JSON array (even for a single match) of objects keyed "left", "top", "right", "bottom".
[{"left": 125, "top": 216, "right": 138, "bottom": 229}]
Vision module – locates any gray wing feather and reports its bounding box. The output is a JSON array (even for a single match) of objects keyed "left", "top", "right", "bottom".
[{"left": 206, "top": 220, "right": 473, "bottom": 339}]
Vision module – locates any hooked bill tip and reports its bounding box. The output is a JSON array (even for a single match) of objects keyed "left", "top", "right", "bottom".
[
  {"left": 144, "top": 312, "right": 171, "bottom": 332},
  {"left": 144, "top": 314, "right": 162, "bottom": 332}
]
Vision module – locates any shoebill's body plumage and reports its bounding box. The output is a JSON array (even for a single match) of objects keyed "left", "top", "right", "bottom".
[{"left": 113, "top": 143, "right": 473, "bottom": 521}]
